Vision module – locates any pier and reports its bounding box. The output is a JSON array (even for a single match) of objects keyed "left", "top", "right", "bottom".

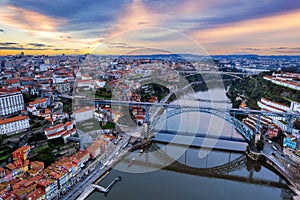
[{"left": 92, "top": 176, "right": 122, "bottom": 193}]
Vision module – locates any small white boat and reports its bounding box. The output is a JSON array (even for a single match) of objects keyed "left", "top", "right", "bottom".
[{"left": 128, "top": 157, "right": 136, "bottom": 167}]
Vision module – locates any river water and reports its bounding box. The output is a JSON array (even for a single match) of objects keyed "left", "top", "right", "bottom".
[{"left": 87, "top": 89, "right": 294, "bottom": 200}]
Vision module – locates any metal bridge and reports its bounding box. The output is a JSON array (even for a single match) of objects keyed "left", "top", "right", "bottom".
[
  {"left": 149, "top": 107, "right": 255, "bottom": 142},
  {"left": 178, "top": 70, "right": 249, "bottom": 80},
  {"left": 77, "top": 99, "right": 300, "bottom": 143},
  {"left": 91, "top": 99, "right": 300, "bottom": 143}
]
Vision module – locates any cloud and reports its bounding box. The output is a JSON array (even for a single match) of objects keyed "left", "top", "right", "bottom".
[
  {"left": 183, "top": 0, "right": 300, "bottom": 30},
  {"left": 0, "top": 4, "right": 67, "bottom": 38},
  {"left": 1, "top": 0, "right": 300, "bottom": 55},
  {"left": 0, "top": 42, "right": 19, "bottom": 46},
  {"left": 60, "top": 36, "right": 72, "bottom": 39},
  {"left": 53, "top": 48, "right": 72, "bottom": 51},
  {"left": 27, "top": 43, "right": 46, "bottom": 47},
  {"left": 239, "top": 47, "right": 300, "bottom": 55},
  {"left": 0, "top": 46, "right": 46, "bottom": 50},
  {"left": 191, "top": 10, "right": 300, "bottom": 44},
  {"left": 7, "top": 0, "right": 127, "bottom": 37}
]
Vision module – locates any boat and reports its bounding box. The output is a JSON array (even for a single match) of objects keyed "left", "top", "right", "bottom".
[{"left": 128, "top": 157, "right": 136, "bottom": 167}]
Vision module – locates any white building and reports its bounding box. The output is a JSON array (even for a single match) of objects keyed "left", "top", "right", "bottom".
[
  {"left": 94, "top": 80, "right": 106, "bottom": 88},
  {"left": 259, "top": 97, "right": 290, "bottom": 112},
  {"left": 39, "top": 64, "right": 51, "bottom": 72},
  {"left": 0, "top": 90, "right": 25, "bottom": 116},
  {"left": 263, "top": 75, "right": 300, "bottom": 91},
  {"left": 77, "top": 80, "right": 93, "bottom": 89},
  {"left": 54, "top": 82, "right": 71, "bottom": 94},
  {"left": 44, "top": 122, "right": 76, "bottom": 141},
  {"left": 291, "top": 101, "right": 300, "bottom": 113},
  {"left": 29, "top": 98, "right": 49, "bottom": 109},
  {"left": 0, "top": 116, "right": 30, "bottom": 135},
  {"left": 73, "top": 107, "right": 94, "bottom": 122},
  {"left": 26, "top": 105, "right": 40, "bottom": 115}
]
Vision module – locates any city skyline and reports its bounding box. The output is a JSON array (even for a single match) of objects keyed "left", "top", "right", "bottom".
[{"left": 1, "top": 0, "right": 300, "bottom": 55}]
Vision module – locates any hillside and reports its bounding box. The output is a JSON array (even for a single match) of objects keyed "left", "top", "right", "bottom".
[{"left": 227, "top": 72, "right": 300, "bottom": 109}]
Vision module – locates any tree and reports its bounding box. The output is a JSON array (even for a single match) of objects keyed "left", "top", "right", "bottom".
[
  {"left": 294, "top": 119, "right": 300, "bottom": 130},
  {"left": 36, "top": 148, "right": 55, "bottom": 167}
]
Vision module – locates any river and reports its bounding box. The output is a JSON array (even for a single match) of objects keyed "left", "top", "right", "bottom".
[{"left": 87, "top": 88, "right": 294, "bottom": 200}]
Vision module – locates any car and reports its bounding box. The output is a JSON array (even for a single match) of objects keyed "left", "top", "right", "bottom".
[{"left": 268, "top": 140, "right": 272, "bottom": 144}]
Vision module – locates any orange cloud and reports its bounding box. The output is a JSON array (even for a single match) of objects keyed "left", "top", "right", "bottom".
[
  {"left": 192, "top": 9, "right": 300, "bottom": 43},
  {"left": 110, "top": 0, "right": 164, "bottom": 35},
  {"left": 0, "top": 5, "right": 67, "bottom": 38}
]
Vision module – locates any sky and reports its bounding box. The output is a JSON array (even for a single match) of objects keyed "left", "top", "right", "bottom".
[{"left": 0, "top": 0, "right": 300, "bottom": 55}]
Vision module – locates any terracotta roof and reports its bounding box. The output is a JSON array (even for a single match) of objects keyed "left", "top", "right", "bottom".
[
  {"left": 73, "top": 106, "right": 94, "bottom": 114},
  {"left": 29, "top": 98, "right": 47, "bottom": 105},
  {"left": 6, "top": 79, "right": 19, "bottom": 84},
  {"left": 77, "top": 80, "right": 91, "bottom": 83},
  {"left": 64, "top": 121, "right": 73, "bottom": 126},
  {"left": 45, "top": 123, "right": 64, "bottom": 132},
  {"left": 12, "top": 145, "right": 30, "bottom": 154},
  {"left": 47, "top": 129, "right": 67, "bottom": 138},
  {"left": 0, "top": 116, "right": 29, "bottom": 125},
  {"left": 0, "top": 88, "right": 20, "bottom": 94},
  {"left": 26, "top": 188, "right": 45, "bottom": 200}
]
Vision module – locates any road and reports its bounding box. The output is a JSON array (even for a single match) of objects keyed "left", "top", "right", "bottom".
[
  {"left": 61, "top": 135, "right": 130, "bottom": 200},
  {"left": 262, "top": 141, "right": 300, "bottom": 190}
]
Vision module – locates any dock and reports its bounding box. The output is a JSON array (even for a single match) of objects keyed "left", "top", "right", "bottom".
[{"left": 92, "top": 176, "right": 122, "bottom": 193}]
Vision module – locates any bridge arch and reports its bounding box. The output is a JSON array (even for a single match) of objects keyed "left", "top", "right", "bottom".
[
  {"left": 149, "top": 143, "right": 247, "bottom": 174},
  {"left": 149, "top": 107, "right": 254, "bottom": 142},
  {"left": 181, "top": 71, "right": 246, "bottom": 80}
]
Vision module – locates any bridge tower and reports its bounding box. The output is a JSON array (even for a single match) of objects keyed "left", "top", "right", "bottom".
[
  {"left": 286, "top": 115, "right": 294, "bottom": 134},
  {"left": 142, "top": 106, "right": 150, "bottom": 138},
  {"left": 254, "top": 114, "right": 262, "bottom": 144}
]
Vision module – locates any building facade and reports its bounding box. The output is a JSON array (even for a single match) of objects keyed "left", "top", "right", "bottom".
[
  {"left": 0, "top": 116, "right": 30, "bottom": 135},
  {"left": 0, "top": 91, "right": 25, "bottom": 116},
  {"left": 73, "top": 107, "right": 94, "bottom": 122}
]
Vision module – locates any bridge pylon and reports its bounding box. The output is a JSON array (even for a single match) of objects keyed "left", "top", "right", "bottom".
[
  {"left": 287, "top": 115, "right": 294, "bottom": 134},
  {"left": 142, "top": 122, "right": 150, "bottom": 138}
]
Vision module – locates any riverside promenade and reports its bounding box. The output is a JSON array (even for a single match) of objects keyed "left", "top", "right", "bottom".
[
  {"left": 76, "top": 138, "right": 152, "bottom": 200},
  {"left": 246, "top": 146, "right": 300, "bottom": 200}
]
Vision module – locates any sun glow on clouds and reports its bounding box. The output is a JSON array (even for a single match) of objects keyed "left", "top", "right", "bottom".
[
  {"left": 0, "top": 5, "right": 66, "bottom": 38},
  {"left": 191, "top": 9, "right": 300, "bottom": 54},
  {"left": 0, "top": 4, "right": 99, "bottom": 54},
  {"left": 111, "top": 0, "right": 163, "bottom": 34},
  {"left": 0, "top": 1, "right": 300, "bottom": 55}
]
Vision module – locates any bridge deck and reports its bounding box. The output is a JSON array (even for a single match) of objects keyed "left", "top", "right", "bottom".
[{"left": 153, "top": 133, "right": 248, "bottom": 152}]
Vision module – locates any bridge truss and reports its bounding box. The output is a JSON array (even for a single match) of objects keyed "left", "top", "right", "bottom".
[{"left": 149, "top": 107, "right": 255, "bottom": 142}]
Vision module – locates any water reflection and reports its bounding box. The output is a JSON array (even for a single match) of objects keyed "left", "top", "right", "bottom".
[{"left": 87, "top": 144, "right": 293, "bottom": 200}]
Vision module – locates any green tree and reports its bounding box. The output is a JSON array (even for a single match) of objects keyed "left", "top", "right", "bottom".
[{"left": 36, "top": 148, "right": 55, "bottom": 167}]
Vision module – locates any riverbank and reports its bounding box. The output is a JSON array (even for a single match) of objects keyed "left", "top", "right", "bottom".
[
  {"left": 78, "top": 138, "right": 152, "bottom": 200},
  {"left": 246, "top": 148, "right": 300, "bottom": 199}
]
